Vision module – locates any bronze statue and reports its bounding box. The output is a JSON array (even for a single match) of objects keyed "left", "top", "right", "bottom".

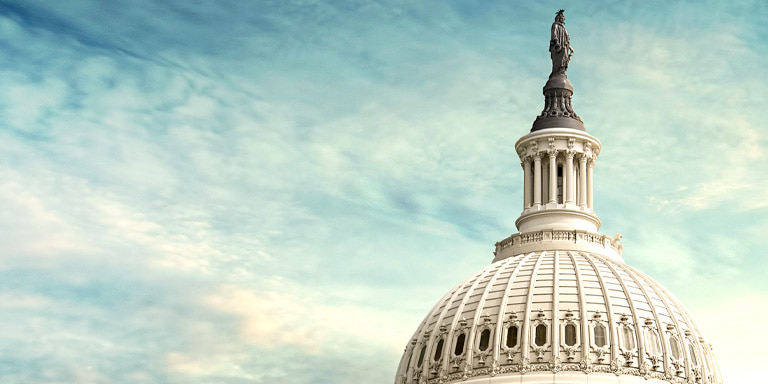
[
  {"left": 549, "top": 10, "right": 573, "bottom": 78},
  {"left": 533, "top": 9, "right": 584, "bottom": 131}
]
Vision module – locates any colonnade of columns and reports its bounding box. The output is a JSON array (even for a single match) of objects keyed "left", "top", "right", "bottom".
[{"left": 521, "top": 150, "right": 594, "bottom": 211}]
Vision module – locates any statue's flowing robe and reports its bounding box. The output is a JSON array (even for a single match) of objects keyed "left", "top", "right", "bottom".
[{"left": 550, "top": 22, "right": 570, "bottom": 76}]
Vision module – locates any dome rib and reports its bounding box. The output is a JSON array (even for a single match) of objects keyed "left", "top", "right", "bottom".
[
  {"left": 613, "top": 255, "right": 672, "bottom": 376},
  {"left": 430, "top": 260, "right": 500, "bottom": 380},
  {"left": 465, "top": 255, "right": 512, "bottom": 371},
  {"left": 652, "top": 271, "right": 715, "bottom": 381},
  {"left": 552, "top": 251, "right": 560, "bottom": 368},
  {"left": 578, "top": 251, "right": 621, "bottom": 367},
  {"left": 564, "top": 251, "right": 589, "bottom": 367},
  {"left": 427, "top": 265, "right": 492, "bottom": 375},
  {"left": 627, "top": 263, "right": 697, "bottom": 380},
  {"left": 661, "top": 284, "right": 718, "bottom": 383},
  {"left": 399, "top": 283, "right": 453, "bottom": 380},
  {"left": 428, "top": 266, "right": 484, "bottom": 377},
  {"left": 595, "top": 252, "right": 647, "bottom": 369},
  {"left": 410, "top": 270, "right": 478, "bottom": 381},
  {"left": 491, "top": 252, "right": 533, "bottom": 367},
  {"left": 520, "top": 251, "right": 547, "bottom": 367}
]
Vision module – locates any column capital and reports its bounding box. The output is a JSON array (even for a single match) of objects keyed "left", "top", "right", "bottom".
[
  {"left": 584, "top": 141, "right": 592, "bottom": 154},
  {"left": 564, "top": 149, "right": 576, "bottom": 159},
  {"left": 527, "top": 141, "right": 539, "bottom": 156},
  {"left": 547, "top": 147, "right": 558, "bottom": 157}
]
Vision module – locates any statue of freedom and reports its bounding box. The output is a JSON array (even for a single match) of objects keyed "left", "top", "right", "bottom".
[{"left": 550, "top": 10, "right": 574, "bottom": 78}]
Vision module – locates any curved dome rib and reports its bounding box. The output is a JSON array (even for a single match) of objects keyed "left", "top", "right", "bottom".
[
  {"left": 520, "top": 251, "right": 547, "bottom": 368},
  {"left": 628, "top": 263, "right": 715, "bottom": 382},
  {"left": 463, "top": 256, "right": 511, "bottom": 373},
  {"left": 578, "top": 251, "right": 620, "bottom": 366},
  {"left": 595, "top": 252, "right": 648, "bottom": 369},
  {"left": 564, "top": 251, "right": 589, "bottom": 367},
  {"left": 491, "top": 252, "right": 534, "bottom": 366},
  {"left": 614, "top": 255, "right": 672, "bottom": 376},
  {"left": 629, "top": 260, "right": 692, "bottom": 379}
]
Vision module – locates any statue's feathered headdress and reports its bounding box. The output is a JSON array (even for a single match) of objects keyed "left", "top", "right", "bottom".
[{"left": 556, "top": 9, "right": 565, "bottom": 16}]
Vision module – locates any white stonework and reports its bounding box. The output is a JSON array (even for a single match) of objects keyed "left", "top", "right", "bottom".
[{"left": 393, "top": 15, "right": 723, "bottom": 384}]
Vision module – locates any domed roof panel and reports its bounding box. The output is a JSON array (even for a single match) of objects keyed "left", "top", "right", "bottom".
[{"left": 395, "top": 251, "right": 722, "bottom": 384}]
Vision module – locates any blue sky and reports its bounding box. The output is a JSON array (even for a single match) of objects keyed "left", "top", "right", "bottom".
[{"left": 0, "top": 0, "right": 765, "bottom": 383}]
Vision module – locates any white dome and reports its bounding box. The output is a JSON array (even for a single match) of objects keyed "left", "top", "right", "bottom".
[{"left": 394, "top": 250, "right": 723, "bottom": 384}]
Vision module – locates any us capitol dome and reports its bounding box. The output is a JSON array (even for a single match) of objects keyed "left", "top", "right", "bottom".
[{"left": 393, "top": 11, "right": 723, "bottom": 384}]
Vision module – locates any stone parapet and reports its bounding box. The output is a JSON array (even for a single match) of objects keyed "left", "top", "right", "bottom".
[{"left": 493, "top": 230, "right": 623, "bottom": 262}]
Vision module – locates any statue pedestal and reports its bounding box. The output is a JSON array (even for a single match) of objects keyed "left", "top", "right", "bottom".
[
  {"left": 532, "top": 74, "right": 585, "bottom": 131},
  {"left": 544, "top": 74, "right": 574, "bottom": 92}
]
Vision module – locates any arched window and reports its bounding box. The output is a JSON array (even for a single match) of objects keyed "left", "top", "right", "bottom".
[
  {"left": 594, "top": 323, "right": 607, "bottom": 347},
  {"left": 688, "top": 342, "right": 698, "bottom": 366},
  {"left": 454, "top": 333, "right": 466, "bottom": 356},
  {"left": 621, "top": 326, "right": 635, "bottom": 350},
  {"left": 645, "top": 329, "right": 661, "bottom": 355},
  {"left": 478, "top": 329, "right": 491, "bottom": 351},
  {"left": 564, "top": 323, "right": 577, "bottom": 346},
  {"left": 535, "top": 324, "right": 547, "bottom": 346},
  {"left": 669, "top": 336, "right": 681, "bottom": 360},
  {"left": 417, "top": 345, "right": 427, "bottom": 367},
  {"left": 506, "top": 325, "right": 518, "bottom": 348},
  {"left": 433, "top": 338, "right": 444, "bottom": 362}
]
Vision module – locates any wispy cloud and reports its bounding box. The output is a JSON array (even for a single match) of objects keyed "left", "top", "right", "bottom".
[{"left": 0, "top": 1, "right": 762, "bottom": 383}]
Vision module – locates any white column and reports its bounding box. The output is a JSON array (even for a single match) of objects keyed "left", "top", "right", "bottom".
[
  {"left": 533, "top": 153, "right": 542, "bottom": 206},
  {"left": 542, "top": 157, "right": 549, "bottom": 204},
  {"left": 579, "top": 154, "right": 587, "bottom": 207},
  {"left": 548, "top": 150, "right": 557, "bottom": 204},
  {"left": 587, "top": 159, "right": 595, "bottom": 209},
  {"left": 565, "top": 151, "right": 575, "bottom": 204},
  {"left": 523, "top": 157, "right": 531, "bottom": 208},
  {"left": 575, "top": 166, "right": 580, "bottom": 205}
]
